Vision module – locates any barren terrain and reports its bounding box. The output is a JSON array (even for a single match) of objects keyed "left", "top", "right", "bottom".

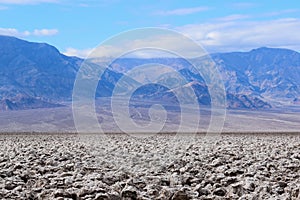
[{"left": 0, "top": 133, "right": 299, "bottom": 199}]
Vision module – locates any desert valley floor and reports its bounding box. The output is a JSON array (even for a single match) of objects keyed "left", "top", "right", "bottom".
[{"left": 0, "top": 133, "right": 299, "bottom": 199}]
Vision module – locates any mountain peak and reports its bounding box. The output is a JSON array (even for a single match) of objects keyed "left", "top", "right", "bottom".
[
  {"left": 250, "top": 46, "right": 299, "bottom": 54},
  {"left": 251, "top": 47, "right": 272, "bottom": 51},
  {"left": 0, "top": 34, "right": 60, "bottom": 55},
  {"left": 0, "top": 34, "right": 20, "bottom": 41}
]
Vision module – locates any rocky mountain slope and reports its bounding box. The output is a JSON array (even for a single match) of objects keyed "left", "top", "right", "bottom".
[
  {"left": 0, "top": 36, "right": 129, "bottom": 110},
  {"left": 1, "top": 35, "right": 299, "bottom": 110},
  {"left": 212, "top": 47, "right": 300, "bottom": 104}
]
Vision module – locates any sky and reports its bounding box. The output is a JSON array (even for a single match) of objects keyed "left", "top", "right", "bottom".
[{"left": 1, "top": 0, "right": 300, "bottom": 58}]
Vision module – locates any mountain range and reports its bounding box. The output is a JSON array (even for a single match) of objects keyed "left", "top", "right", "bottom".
[{"left": 0, "top": 35, "right": 299, "bottom": 111}]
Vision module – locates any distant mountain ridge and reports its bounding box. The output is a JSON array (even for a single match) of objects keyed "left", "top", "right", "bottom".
[
  {"left": 0, "top": 35, "right": 131, "bottom": 110},
  {"left": 212, "top": 47, "right": 300, "bottom": 102},
  {"left": 0, "top": 35, "right": 79, "bottom": 101},
  {"left": 0, "top": 35, "right": 299, "bottom": 110}
]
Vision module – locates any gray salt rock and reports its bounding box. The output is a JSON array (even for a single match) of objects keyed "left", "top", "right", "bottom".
[
  {"left": 108, "top": 191, "right": 122, "bottom": 200},
  {"left": 243, "top": 181, "right": 255, "bottom": 192},
  {"left": 121, "top": 185, "right": 138, "bottom": 200},
  {"left": 225, "top": 168, "right": 244, "bottom": 176},
  {"left": 157, "top": 187, "right": 174, "bottom": 200},
  {"left": 213, "top": 187, "right": 227, "bottom": 196},
  {"left": 211, "top": 158, "right": 224, "bottom": 167},
  {"left": 197, "top": 188, "right": 211, "bottom": 196},
  {"left": 95, "top": 193, "right": 109, "bottom": 200},
  {"left": 171, "top": 190, "right": 190, "bottom": 200},
  {"left": 4, "top": 182, "right": 16, "bottom": 190},
  {"left": 278, "top": 181, "right": 287, "bottom": 188}
]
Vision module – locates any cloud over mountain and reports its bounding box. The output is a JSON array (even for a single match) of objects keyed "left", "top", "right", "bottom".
[
  {"left": 0, "top": 28, "right": 58, "bottom": 37},
  {"left": 177, "top": 18, "right": 300, "bottom": 52}
]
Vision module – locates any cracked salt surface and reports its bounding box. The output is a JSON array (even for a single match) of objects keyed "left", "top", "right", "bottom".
[{"left": 0, "top": 133, "right": 299, "bottom": 199}]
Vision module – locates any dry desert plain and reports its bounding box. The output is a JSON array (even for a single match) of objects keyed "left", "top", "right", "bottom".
[{"left": 0, "top": 132, "right": 300, "bottom": 200}]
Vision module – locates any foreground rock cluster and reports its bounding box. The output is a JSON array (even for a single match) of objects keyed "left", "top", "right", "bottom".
[{"left": 0, "top": 133, "right": 299, "bottom": 199}]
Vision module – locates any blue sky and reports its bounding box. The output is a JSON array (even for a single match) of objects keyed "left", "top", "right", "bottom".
[{"left": 1, "top": 0, "right": 300, "bottom": 57}]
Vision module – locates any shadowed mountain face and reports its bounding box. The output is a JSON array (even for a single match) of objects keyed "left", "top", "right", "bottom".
[
  {"left": 0, "top": 35, "right": 79, "bottom": 106},
  {"left": 0, "top": 36, "right": 128, "bottom": 110},
  {"left": 212, "top": 47, "right": 300, "bottom": 103},
  {"left": 0, "top": 35, "right": 299, "bottom": 110}
]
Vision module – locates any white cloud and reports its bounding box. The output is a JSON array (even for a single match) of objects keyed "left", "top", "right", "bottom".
[
  {"left": 64, "top": 48, "right": 93, "bottom": 58},
  {"left": 176, "top": 18, "right": 300, "bottom": 52},
  {"left": 0, "top": 0, "right": 58, "bottom": 4},
  {"left": 0, "top": 28, "right": 30, "bottom": 37},
  {"left": 155, "top": 6, "right": 209, "bottom": 16},
  {"left": 232, "top": 2, "right": 257, "bottom": 9},
  {"left": 0, "top": 28, "right": 58, "bottom": 37},
  {"left": 216, "top": 14, "right": 250, "bottom": 22},
  {"left": 263, "top": 9, "right": 299, "bottom": 17},
  {"left": 78, "top": 3, "right": 89, "bottom": 7},
  {"left": 63, "top": 32, "right": 209, "bottom": 59},
  {"left": 64, "top": 17, "right": 300, "bottom": 58},
  {"left": 33, "top": 29, "right": 58, "bottom": 36}
]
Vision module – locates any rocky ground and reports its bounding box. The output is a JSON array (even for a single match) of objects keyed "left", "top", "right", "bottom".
[{"left": 0, "top": 133, "right": 299, "bottom": 200}]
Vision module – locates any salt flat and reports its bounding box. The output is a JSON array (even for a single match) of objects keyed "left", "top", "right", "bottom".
[
  {"left": 0, "top": 133, "right": 299, "bottom": 199},
  {"left": 0, "top": 101, "right": 300, "bottom": 133}
]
